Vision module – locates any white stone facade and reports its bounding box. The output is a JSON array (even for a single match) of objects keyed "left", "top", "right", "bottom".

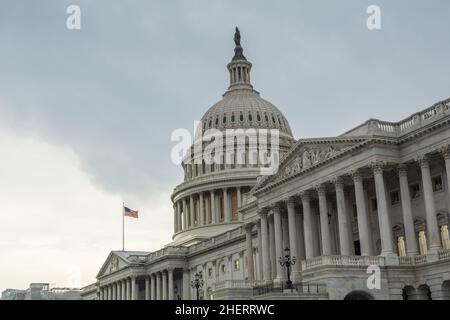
[{"left": 91, "top": 36, "right": 450, "bottom": 301}]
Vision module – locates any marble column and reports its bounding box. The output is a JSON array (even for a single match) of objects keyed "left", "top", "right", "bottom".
[
  {"left": 182, "top": 269, "right": 190, "bottom": 300},
  {"left": 199, "top": 192, "right": 204, "bottom": 226},
  {"left": 418, "top": 156, "right": 441, "bottom": 251},
  {"left": 156, "top": 272, "right": 162, "bottom": 300},
  {"left": 237, "top": 187, "right": 242, "bottom": 220},
  {"left": 117, "top": 281, "right": 122, "bottom": 300},
  {"left": 131, "top": 276, "right": 137, "bottom": 300},
  {"left": 286, "top": 197, "right": 301, "bottom": 276},
  {"left": 259, "top": 211, "right": 271, "bottom": 281},
  {"left": 223, "top": 188, "right": 230, "bottom": 222},
  {"left": 182, "top": 198, "right": 187, "bottom": 230},
  {"left": 317, "top": 185, "right": 332, "bottom": 255},
  {"left": 190, "top": 195, "right": 195, "bottom": 227},
  {"left": 177, "top": 201, "right": 182, "bottom": 232},
  {"left": 352, "top": 171, "right": 374, "bottom": 256},
  {"left": 210, "top": 190, "right": 216, "bottom": 224},
  {"left": 256, "top": 221, "right": 264, "bottom": 281},
  {"left": 121, "top": 279, "right": 126, "bottom": 300},
  {"left": 442, "top": 147, "right": 450, "bottom": 214},
  {"left": 150, "top": 274, "right": 156, "bottom": 300},
  {"left": 245, "top": 223, "right": 255, "bottom": 281},
  {"left": 398, "top": 164, "right": 419, "bottom": 255},
  {"left": 168, "top": 268, "right": 174, "bottom": 300},
  {"left": 126, "top": 278, "right": 131, "bottom": 300},
  {"left": 113, "top": 283, "right": 118, "bottom": 300},
  {"left": 268, "top": 215, "right": 276, "bottom": 278},
  {"left": 301, "top": 191, "right": 315, "bottom": 258},
  {"left": 162, "top": 270, "right": 168, "bottom": 300},
  {"left": 145, "top": 276, "right": 150, "bottom": 300},
  {"left": 173, "top": 204, "right": 178, "bottom": 234},
  {"left": 272, "top": 206, "right": 284, "bottom": 282},
  {"left": 334, "top": 177, "right": 353, "bottom": 255},
  {"left": 372, "top": 162, "right": 394, "bottom": 255}
]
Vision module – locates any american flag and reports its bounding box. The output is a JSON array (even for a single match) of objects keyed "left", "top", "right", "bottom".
[{"left": 124, "top": 206, "right": 139, "bottom": 218}]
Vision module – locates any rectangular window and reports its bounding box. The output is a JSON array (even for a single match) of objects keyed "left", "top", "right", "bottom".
[
  {"left": 208, "top": 268, "right": 213, "bottom": 279},
  {"left": 441, "top": 225, "right": 450, "bottom": 250},
  {"left": 397, "top": 236, "right": 406, "bottom": 257},
  {"left": 410, "top": 183, "right": 421, "bottom": 199},
  {"left": 231, "top": 191, "right": 238, "bottom": 221},
  {"left": 418, "top": 230, "right": 428, "bottom": 255},
  {"left": 432, "top": 176, "right": 443, "bottom": 192},
  {"left": 234, "top": 259, "right": 240, "bottom": 271},
  {"left": 371, "top": 198, "right": 377, "bottom": 211},
  {"left": 390, "top": 190, "right": 400, "bottom": 205}
]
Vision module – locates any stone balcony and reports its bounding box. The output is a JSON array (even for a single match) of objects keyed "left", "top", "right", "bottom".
[{"left": 342, "top": 97, "right": 450, "bottom": 138}]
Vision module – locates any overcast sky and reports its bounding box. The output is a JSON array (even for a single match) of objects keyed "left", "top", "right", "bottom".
[{"left": 0, "top": 0, "right": 449, "bottom": 292}]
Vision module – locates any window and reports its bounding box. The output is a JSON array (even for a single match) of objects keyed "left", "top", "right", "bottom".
[
  {"left": 441, "top": 225, "right": 450, "bottom": 249},
  {"left": 432, "top": 176, "right": 443, "bottom": 192},
  {"left": 223, "top": 115, "right": 227, "bottom": 123},
  {"left": 248, "top": 113, "right": 253, "bottom": 121},
  {"left": 418, "top": 230, "right": 428, "bottom": 255},
  {"left": 221, "top": 264, "right": 226, "bottom": 274},
  {"left": 397, "top": 236, "right": 406, "bottom": 257},
  {"left": 208, "top": 268, "right": 213, "bottom": 279},
  {"left": 208, "top": 120, "right": 212, "bottom": 128},
  {"left": 234, "top": 259, "right": 240, "bottom": 271},
  {"left": 256, "top": 113, "right": 261, "bottom": 122},
  {"left": 265, "top": 114, "right": 269, "bottom": 122},
  {"left": 371, "top": 198, "right": 378, "bottom": 211},
  {"left": 239, "top": 113, "right": 244, "bottom": 122},
  {"left": 390, "top": 190, "right": 400, "bottom": 205},
  {"left": 215, "top": 117, "right": 219, "bottom": 125},
  {"left": 410, "top": 183, "right": 421, "bottom": 199},
  {"left": 231, "top": 113, "right": 235, "bottom": 123}
]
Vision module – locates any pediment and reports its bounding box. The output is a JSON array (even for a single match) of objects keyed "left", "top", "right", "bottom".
[
  {"left": 97, "top": 252, "right": 128, "bottom": 278},
  {"left": 253, "top": 137, "right": 368, "bottom": 193}
]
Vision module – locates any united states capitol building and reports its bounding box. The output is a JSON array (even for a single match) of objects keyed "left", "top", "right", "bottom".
[{"left": 88, "top": 30, "right": 450, "bottom": 300}]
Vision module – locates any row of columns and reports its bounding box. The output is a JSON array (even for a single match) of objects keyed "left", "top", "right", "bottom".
[
  {"left": 99, "top": 269, "right": 178, "bottom": 300},
  {"left": 99, "top": 276, "right": 137, "bottom": 300},
  {"left": 244, "top": 153, "right": 449, "bottom": 283},
  {"left": 173, "top": 187, "right": 245, "bottom": 233}
]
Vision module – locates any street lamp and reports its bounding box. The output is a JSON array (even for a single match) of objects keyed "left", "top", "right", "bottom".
[
  {"left": 279, "top": 247, "right": 296, "bottom": 289},
  {"left": 190, "top": 271, "right": 204, "bottom": 300}
]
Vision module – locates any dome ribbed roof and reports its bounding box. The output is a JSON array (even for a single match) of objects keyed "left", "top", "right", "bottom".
[{"left": 200, "top": 90, "right": 293, "bottom": 136}]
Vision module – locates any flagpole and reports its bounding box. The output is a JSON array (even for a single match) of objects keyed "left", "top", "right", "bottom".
[{"left": 122, "top": 202, "right": 125, "bottom": 251}]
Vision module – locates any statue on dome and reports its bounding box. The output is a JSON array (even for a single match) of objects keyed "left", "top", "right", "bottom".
[
  {"left": 234, "top": 27, "right": 241, "bottom": 46},
  {"left": 232, "top": 27, "right": 246, "bottom": 61}
]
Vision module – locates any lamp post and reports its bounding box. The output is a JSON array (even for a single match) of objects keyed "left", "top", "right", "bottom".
[
  {"left": 279, "top": 247, "right": 296, "bottom": 289},
  {"left": 190, "top": 271, "right": 204, "bottom": 300}
]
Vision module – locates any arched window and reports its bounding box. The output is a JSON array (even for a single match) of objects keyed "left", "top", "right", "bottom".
[
  {"left": 248, "top": 113, "right": 253, "bottom": 121},
  {"left": 231, "top": 113, "right": 235, "bottom": 123},
  {"left": 223, "top": 114, "right": 227, "bottom": 124},
  {"left": 239, "top": 113, "right": 244, "bottom": 122}
]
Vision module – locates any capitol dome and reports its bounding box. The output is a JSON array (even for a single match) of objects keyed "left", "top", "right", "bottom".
[
  {"left": 201, "top": 91, "right": 293, "bottom": 137},
  {"left": 170, "top": 28, "right": 295, "bottom": 246},
  {"left": 200, "top": 40, "right": 293, "bottom": 138}
]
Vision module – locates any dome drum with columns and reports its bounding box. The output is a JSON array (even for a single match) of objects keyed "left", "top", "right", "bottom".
[{"left": 170, "top": 28, "right": 295, "bottom": 246}]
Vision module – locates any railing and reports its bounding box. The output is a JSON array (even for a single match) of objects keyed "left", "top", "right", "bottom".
[
  {"left": 252, "top": 283, "right": 327, "bottom": 296},
  {"left": 372, "top": 98, "right": 450, "bottom": 137},
  {"left": 214, "top": 280, "right": 259, "bottom": 291},
  {"left": 302, "top": 255, "right": 386, "bottom": 270},
  {"left": 438, "top": 249, "right": 450, "bottom": 260}
]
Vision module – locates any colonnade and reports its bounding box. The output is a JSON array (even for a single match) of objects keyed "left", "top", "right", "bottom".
[
  {"left": 173, "top": 187, "right": 247, "bottom": 233},
  {"left": 244, "top": 152, "right": 450, "bottom": 284}
]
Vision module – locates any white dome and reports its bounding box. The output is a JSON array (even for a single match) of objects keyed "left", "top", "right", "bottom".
[{"left": 201, "top": 89, "right": 293, "bottom": 137}]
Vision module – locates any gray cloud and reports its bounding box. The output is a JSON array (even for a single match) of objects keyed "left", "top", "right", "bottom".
[{"left": 0, "top": 0, "right": 449, "bottom": 200}]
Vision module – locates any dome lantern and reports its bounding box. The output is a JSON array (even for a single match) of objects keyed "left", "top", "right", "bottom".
[{"left": 226, "top": 27, "right": 254, "bottom": 93}]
